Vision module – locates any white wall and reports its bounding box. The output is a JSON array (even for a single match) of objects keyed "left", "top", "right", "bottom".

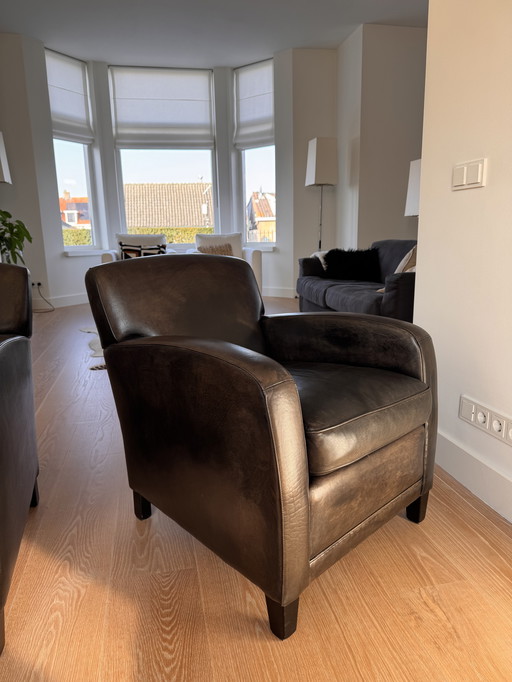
[
  {"left": 0, "top": 34, "right": 102, "bottom": 307},
  {"left": 0, "top": 35, "right": 50, "bottom": 292},
  {"left": 337, "top": 25, "right": 426, "bottom": 249},
  {"left": 269, "top": 48, "right": 338, "bottom": 297},
  {"left": 336, "top": 27, "right": 363, "bottom": 249},
  {"left": 415, "top": 0, "right": 512, "bottom": 520}
]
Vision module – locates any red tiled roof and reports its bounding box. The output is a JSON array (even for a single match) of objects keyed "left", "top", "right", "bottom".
[{"left": 249, "top": 192, "right": 275, "bottom": 219}]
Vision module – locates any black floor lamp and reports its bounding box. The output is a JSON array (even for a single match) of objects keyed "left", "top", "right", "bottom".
[{"left": 305, "top": 137, "right": 337, "bottom": 251}]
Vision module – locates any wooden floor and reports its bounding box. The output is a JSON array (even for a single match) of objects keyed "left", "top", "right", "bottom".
[{"left": 1, "top": 299, "right": 511, "bottom": 681}]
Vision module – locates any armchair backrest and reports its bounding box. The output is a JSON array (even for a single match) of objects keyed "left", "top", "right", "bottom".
[
  {"left": 85, "top": 254, "right": 266, "bottom": 353},
  {"left": 372, "top": 239, "right": 417, "bottom": 279},
  {"left": 0, "top": 263, "right": 32, "bottom": 337}
]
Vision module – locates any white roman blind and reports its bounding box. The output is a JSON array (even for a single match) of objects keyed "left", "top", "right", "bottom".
[
  {"left": 109, "top": 67, "right": 214, "bottom": 148},
  {"left": 234, "top": 60, "right": 274, "bottom": 149},
  {"left": 46, "top": 51, "right": 94, "bottom": 143}
]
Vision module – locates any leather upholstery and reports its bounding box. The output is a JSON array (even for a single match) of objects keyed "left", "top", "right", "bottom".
[
  {"left": 0, "top": 264, "right": 39, "bottom": 653},
  {"left": 284, "top": 362, "right": 431, "bottom": 475},
  {"left": 85, "top": 254, "right": 437, "bottom": 638}
]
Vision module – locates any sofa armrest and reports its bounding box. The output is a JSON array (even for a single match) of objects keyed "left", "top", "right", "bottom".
[
  {"left": 105, "top": 336, "right": 310, "bottom": 604},
  {"left": 101, "top": 250, "right": 119, "bottom": 264},
  {"left": 381, "top": 272, "right": 415, "bottom": 322},
  {"left": 298, "top": 257, "right": 324, "bottom": 278}
]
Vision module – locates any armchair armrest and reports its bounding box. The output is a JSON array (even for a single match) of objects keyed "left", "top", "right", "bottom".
[
  {"left": 105, "top": 336, "right": 310, "bottom": 604},
  {"left": 381, "top": 271, "right": 415, "bottom": 322},
  {"left": 261, "top": 312, "right": 435, "bottom": 384},
  {"left": 262, "top": 312, "right": 437, "bottom": 492},
  {"left": 0, "top": 264, "right": 32, "bottom": 337}
]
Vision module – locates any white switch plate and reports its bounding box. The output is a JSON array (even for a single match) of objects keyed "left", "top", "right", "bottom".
[{"left": 452, "top": 158, "right": 487, "bottom": 190}]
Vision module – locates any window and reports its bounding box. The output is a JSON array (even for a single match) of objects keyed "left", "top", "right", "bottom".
[
  {"left": 53, "top": 139, "right": 94, "bottom": 245},
  {"left": 118, "top": 149, "right": 214, "bottom": 243},
  {"left": 234, "top": 60, "right": 275, "bottom": 243},
  {"left": 109, "top": 67, "right": 215, "bottom": 243},
  {"left": 46, "top": 51, "right": 96, "bottom": 247},
  {"left": 243, "top": 145, "right": 276, "bottom": 243}
]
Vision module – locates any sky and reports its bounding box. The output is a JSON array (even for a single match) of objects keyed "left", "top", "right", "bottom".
[{"left": 53, "top": 140, "right": 276, "bottom": 201}]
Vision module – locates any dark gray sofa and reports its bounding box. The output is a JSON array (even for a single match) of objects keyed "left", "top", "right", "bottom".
[{"left": 297, "top": 239, "right": 417, "bottom": 322}]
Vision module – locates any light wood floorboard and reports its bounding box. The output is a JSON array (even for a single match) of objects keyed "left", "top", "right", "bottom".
[{"left": 1, "top": 300, "right": 511, "bottom": 681}]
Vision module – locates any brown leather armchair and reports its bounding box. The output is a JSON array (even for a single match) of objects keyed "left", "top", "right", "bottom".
[
  {"left": 85, "top": 254, "right": 437, "bottom": 639},
  {"left": 0, "top": 263, "right": 39, "bottom": 653}
]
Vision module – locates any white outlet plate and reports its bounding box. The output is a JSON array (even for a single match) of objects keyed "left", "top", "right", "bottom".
[{"left": 459, "top": 395, "right": 512, "bottom": 447}]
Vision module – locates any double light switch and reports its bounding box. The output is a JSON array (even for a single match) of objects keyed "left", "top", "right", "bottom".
[{"left": 452, "top": 158, "right": 487, "bottom": 190}]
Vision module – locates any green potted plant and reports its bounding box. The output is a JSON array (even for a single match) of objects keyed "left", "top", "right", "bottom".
[{"left": 0, "top": 210, "right": 32, "bottom": 264}]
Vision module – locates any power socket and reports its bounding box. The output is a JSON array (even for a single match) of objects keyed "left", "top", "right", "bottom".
[{"left": 459, "top": 395, "right": 511, "bottom": 447}]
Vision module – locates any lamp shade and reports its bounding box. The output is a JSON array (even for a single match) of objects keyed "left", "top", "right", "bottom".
[
  {"left": 0, "top": 132, "right": 12, "bottom": 184},
  {"left": 404, "top": 159, "right": 421, "bottom": 216},
  {"left": 305, "top": 138, "right": 337, "bottom": 186}
]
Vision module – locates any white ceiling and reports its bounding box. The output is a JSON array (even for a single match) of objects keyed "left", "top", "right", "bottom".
[{"left": 0, "top": 0, "right": 428, "bottom": 68}]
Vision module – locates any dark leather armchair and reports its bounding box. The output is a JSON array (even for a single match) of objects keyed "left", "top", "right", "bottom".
[
  {"left": 85, "top": 254, "right": 437, "bottom": 639},
  {"left": 0, "top": 263, "right": 39, "bottom": 653}
]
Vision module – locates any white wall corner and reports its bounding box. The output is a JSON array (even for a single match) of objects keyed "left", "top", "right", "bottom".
[{"left": 436, "top": 432, "right": 512, "bottom": 522}]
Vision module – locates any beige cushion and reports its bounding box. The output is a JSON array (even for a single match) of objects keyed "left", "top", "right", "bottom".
[
  {"left": 195, "top": 233, "right": 243, "bottom": 259},
  {"left": 197, "top": 243, "right": 234, "bottom": 256},
  {"left": 394, "top": 246, "right": 417, "bottom": 273},
  {"left": 115, "top": 233, "right": 167, "bottom": 247}
]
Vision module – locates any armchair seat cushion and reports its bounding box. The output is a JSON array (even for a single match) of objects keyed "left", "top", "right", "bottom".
[{"left": 285, "top": 362, "right": 432, "bottom": 476}]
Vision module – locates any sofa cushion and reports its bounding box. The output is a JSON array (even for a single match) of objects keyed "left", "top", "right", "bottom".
[
  {"left": 296, "top": 277, "right": 340, "bottom": 308},
  {"left": 394, "top": 245, "right": 417, "bottom": 273},
  {"left": 197, "top": 243, "right": 234, "bottom": 256},
  {"left": 284, "top": 361, "right": 432, "bottom": 476},
  {"left": 195, "top": 232, "right": 243, "bottom": 259},
  {"left": 325, "top": 283, "right": 383, "bottom": 314},
  {"left": 119, "top": 243, "right": 167, "bottom": 259},
  {"left": 115, "top": 232, "right": 167, "bottom": 247}
]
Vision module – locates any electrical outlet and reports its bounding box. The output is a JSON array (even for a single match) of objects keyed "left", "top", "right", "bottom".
[
  {"left": 459, "top": 395, "right": 512, "bottom": 447},
  {"left": 475, "top": 404, "right": 489, "bottom": 429},
  {"left": 490, "top": 413, "right": 505, "bottom": 439}
]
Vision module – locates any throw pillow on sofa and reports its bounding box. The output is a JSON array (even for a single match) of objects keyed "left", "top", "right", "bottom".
[
  {"left": 324, "top": 248, "right": 382, "bottom": 281},
  {"left": 394, "top": 245, "right": 417, "bottom": 273},
  {"left": 119, "top": 242, "right": 167, "bottom": 259}
]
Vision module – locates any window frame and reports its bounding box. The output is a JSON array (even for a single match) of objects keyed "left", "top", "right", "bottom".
[
  {"left": 233, "top": 60, "right": 276, "bottom": 246},
  {"left": 53, "top": 136, "right": 98, "bottom": 249},
  {"left": 109, "top": 66, "right": 218, "bottom": 247},
  {"left": 114, "top": 146, "right": 218, "bottom": 248}
]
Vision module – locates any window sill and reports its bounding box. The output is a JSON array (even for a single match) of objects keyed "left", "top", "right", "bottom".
[
  {"left": 63, "top": 244, "right": 276, "bottom": 257},
  {"left": 64, "top": 248, "right": 106, "bottom": 257}
]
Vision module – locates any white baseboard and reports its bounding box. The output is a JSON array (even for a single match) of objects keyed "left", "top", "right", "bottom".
[
  {"left": 436, "top": 432, "right": 512, "bottom": 522},
  {"left": 33, "top": 292, "right": 89, "bottom": 309},
  {"left": 262, "top": 287, "right": 296, "bottom": 298}
]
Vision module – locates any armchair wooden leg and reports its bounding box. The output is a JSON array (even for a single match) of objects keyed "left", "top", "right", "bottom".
[
  {"left": 265, "top": 596, "right": 299, "bottom": 640},
  {"left": 406, "top": 492, "right": 429, "bottom": 523},
  {"left": 133, "top": 491, "right": 152, "bottom": 520},
  {"left": 30, "top": 479, "right": 39, "bottom": 508}
]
